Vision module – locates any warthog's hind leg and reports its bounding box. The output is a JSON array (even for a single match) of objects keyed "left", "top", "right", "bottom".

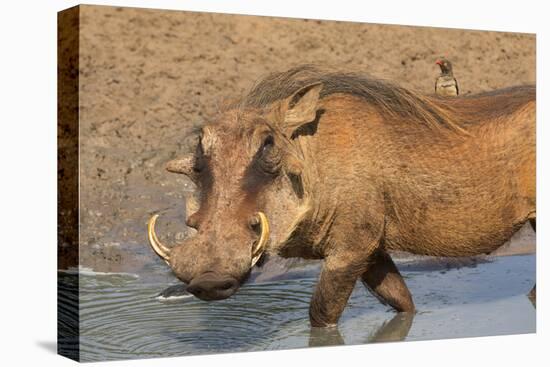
[
  {"left": 361, "top": 250, "right": 415, "bottom": 313},
  {"left": 528, "top": 285, "right": 536, "bottom": 307}
]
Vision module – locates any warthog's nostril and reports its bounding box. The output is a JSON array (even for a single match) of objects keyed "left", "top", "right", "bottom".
[
  {"left": 186, "top": 273, "right": 239, "bottom": 301},
  {"left": 189, "top": 287, "right": 203, "bottom": 297},
  {"left": 220, "top": 281, "right": 234, "bottom": 290}
]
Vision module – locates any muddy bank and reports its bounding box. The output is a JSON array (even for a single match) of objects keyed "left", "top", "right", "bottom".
[{"left": 71, "top": 5, "right": 535, "bottom": 271}]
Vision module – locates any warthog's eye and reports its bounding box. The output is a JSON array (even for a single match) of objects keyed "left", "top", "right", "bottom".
[
  {"left": 258, "top": 135, "right": 280, "bottom": 175},
  {"left": 242, "top": 134, "right": 279, "bottom": 192},
  {"left": 262, "top": 135, "right": 274, "bottom": 152}
]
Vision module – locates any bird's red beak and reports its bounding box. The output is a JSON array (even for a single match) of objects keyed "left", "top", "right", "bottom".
[{"left": 435, "top": 60, "right": 443, "bottom": 65}]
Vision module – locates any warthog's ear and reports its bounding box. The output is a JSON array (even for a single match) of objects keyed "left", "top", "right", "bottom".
[
  {"left": 282, "top": 83, "right": 323, "bottom": 138},
  {"left": 165, "top": 155, "right": 195, "bottom": 178}
]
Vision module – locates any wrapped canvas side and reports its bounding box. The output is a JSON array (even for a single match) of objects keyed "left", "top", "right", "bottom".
[{"left": 57, "top": 5, "right": 80, "bottom": 362}]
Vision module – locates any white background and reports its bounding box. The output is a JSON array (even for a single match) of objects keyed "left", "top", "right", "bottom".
[{"left": 0, "top": 0, "right": 548, "bottom": 366}]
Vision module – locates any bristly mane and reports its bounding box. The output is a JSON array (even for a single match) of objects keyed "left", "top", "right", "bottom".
[
  {"left": 239, "top": 65, "right": 466, "bottom": 133},
  {"left": 237, "top": 65, "right": 535, "bottom": 135}
]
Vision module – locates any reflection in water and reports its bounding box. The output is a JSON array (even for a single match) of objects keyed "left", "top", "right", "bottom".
[
  {"left": 64, "top": 254, "right": 535, "bottom": 362},
  {"left": 308, "top": 326, "right": 345, "bottom": 347},
  {"left": 308, "top": 312, "right": 414, "bottom": 348},
  {"left": 367, "top": 312, "right": 414, "bottom": 343}
]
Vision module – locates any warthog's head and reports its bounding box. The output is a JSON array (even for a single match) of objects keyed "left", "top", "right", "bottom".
[{"left": 148, "top": 83, "right": 323, "bottom": 301}]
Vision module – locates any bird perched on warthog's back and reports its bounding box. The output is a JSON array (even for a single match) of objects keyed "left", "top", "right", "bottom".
[{"left": 435, "top": 57, "right": 459, "bottom": 96}]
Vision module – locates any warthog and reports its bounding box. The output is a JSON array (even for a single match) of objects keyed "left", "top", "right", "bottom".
[{"left": 148, "top": 65, "right": 535, "bottom": 327}]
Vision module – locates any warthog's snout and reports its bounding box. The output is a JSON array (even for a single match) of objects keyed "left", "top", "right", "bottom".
[{"left": 186, "top": 272, "right": 240, "bottom": 301}]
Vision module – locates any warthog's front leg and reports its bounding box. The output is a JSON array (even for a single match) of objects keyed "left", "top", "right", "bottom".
[
  {"left": 361, "top": 250, "right": 415, "bottom": 312},
  {"left": 309, "top": 255, "right": 366, "bottom": 327}
]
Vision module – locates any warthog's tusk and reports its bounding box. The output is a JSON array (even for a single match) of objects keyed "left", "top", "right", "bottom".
[
  {"left": 147, "top": 214, "right": 171, "bottom": 265},
  {"left": 251, "top": 212, "right": 270, "bottom": 267}
]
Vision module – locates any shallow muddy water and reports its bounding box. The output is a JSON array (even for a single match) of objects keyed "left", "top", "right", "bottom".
[{"left": 59, "top": 254, "right": 535, "bottom": 362}]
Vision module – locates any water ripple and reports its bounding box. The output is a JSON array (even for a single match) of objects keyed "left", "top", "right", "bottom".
[{"left": 65, "top": 255, "right": 536, "bottom": 361}]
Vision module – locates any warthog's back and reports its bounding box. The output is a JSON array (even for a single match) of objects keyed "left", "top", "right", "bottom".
[{"left": 309, "top": 87, "right": 535, "bottom": 257}]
